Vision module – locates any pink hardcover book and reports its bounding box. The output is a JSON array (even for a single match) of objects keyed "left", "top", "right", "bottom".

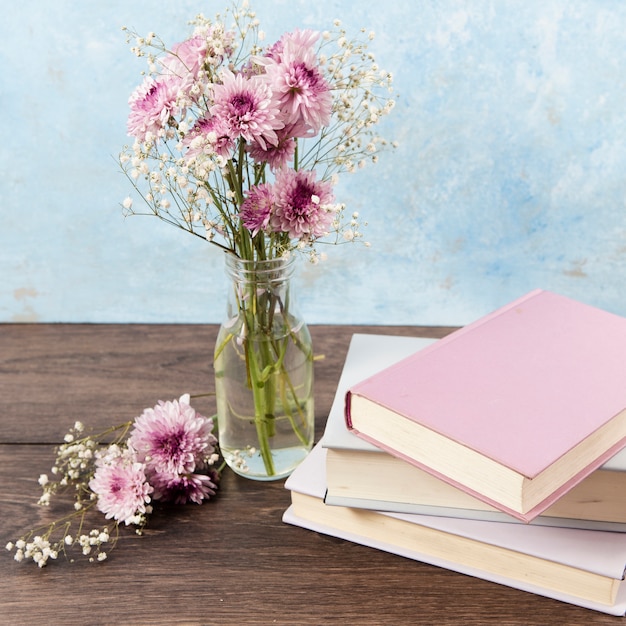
[{"left": 345, "top": 289, "right": 626, "bottom": 522}]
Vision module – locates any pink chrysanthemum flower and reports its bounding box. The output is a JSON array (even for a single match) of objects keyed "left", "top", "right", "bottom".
[
  {"left": 150, "top": 470, "right": 220, "bottom": 505},
  {"left": 263, "top": 37, "right": 285, "bottom": 63},
  {"left": 127, "top": 76, "right": 180, "bottom": 142},
  {"left": 184, "top": 115, "right": 234, "bottom": 161},
  {"left": 247, "top": 121, "right": 313, "bottom": 170},
  {"left": 89, "top": 451, "right": 153, "bottom": 525},
  {"left": 261, "top": 30, "right": 332, "bottom": 133},
  {"left": 247, "top": 135, "right": 295, "bottom": 170},
  {"left": 128, "top": 394, "right": 217, "bottom": 477},
  {"left": 259, "top": 29, "right": 318, "bottom": 67},
  {"left": 271, "top": 168, "right": 335, "bottom": 239},
  {"left": 281, "top": 28, "right": 321, "bottom": 52},
  {"left": 210, "top": 70, "right": 284, "bottom": 150},
  {"left": 161, "top": 36, "right": 208, "bottom": 82},
  {"left": 239, "top": 183, "right": 275, "bottom": 236}
]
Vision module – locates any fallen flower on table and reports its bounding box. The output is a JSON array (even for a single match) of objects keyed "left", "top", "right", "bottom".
[{"left": 5, "top": 394, "right": 222, "bottom": 567}]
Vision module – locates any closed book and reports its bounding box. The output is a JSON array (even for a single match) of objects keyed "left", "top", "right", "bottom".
[
  {"left": 324, "top": 333, "right": 626, "bottom": 531},
  {"left": 284, "top": 443, "right": 626, "bottom": 615},
  {"left": 345, "top": 290, "right": 626, "bottom": 522}
]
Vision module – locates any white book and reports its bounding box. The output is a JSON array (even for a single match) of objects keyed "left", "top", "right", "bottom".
[
  {"left": 322, "top": 333, "right": 626, "bottom": 531},
  {"left": 284, "top": 443, "right": 626, "bottom": 615}
]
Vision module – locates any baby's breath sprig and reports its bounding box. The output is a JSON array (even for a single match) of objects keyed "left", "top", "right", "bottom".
[
  {"left": 306, "top": 21, "right": 397, "bottom": 180},
  {"left": 41, "top": 420, "right": 133, "bottom": 507},
  {"left": 5, "top": 421, "right": 134, "bottom": 567}
]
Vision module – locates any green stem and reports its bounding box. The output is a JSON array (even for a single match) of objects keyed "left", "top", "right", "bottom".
[
  {"left": 277, "top": 362, "right": 311, "bottom": 447},
  {"left": 245, "top": 332, "right": 276, "bottom": 476}
]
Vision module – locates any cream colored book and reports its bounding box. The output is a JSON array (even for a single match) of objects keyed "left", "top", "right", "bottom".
[{"left": 284, "top": 444, "right": 626, "bottom": 615}]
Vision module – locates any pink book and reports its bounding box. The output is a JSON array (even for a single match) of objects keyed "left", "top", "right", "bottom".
[{"left": 345, "top": 289, "right": 626, "bottom": 522}]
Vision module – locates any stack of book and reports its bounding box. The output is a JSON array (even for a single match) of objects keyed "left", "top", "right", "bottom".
[{"left": 283, "top": 289, "right": 626, "bottom": 615}]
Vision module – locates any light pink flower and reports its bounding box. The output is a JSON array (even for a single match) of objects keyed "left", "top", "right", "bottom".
[
  {"left": 161, "top": 36, "right": 208, "bottom": 81},
  {"left": 261, "top": 30, "right": 332, "bottom": 133},
  {"left": 271, "top": 168, "right": 335, "bottom": 239},
  {"left": 210, "top": 70, "right": 284, "bottom": 150},
  {"left": 239, "top": 183, "right": 274, "bottom": 236},
  {"left": 128, "top": 394, "right": 217, "bottom": 477},
  {"left": 150, "top": 470, "right": 219, "bottom": 505},
  {"left": 281, "top": 29, "right": 321, "bottom": 52},
  {"left": 184, "top": 115, "right": 234, "bottom": 161},
  {"left": 261, "top": 29, "right": 319, "bottom": 66},
  {"left": 89, "top": 452, "right": 153, "bottom": 525},
  {"left": 127, "top": 76, "right": 180, "bottom": 142}
]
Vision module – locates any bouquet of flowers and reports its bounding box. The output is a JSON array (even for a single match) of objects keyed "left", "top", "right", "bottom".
[
  {"left": 6, "top": 395, "right": 221, "bottom": 566},
  {"left": 118, "top": 2, "right": 396, "bottom": 479},
  {"left": 119, "top": 1, "right": 396, "bottom": 260}
]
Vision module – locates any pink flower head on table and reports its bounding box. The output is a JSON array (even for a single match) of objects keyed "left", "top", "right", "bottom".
[
  {"left": 89, "top": 449, "right": 153, "bottom": 525},
  {"left": 8, "top": 394, "right": 223, "bottom": 566},
  {"left": 129, "top": 394, "right": 217, "bottom": 480},
  {"left": 150, "top": 470, "right": 220, "bottom": 505}
]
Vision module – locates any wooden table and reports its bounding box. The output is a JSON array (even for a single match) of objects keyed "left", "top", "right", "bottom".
[{"left": 0, "top": 324, "right": 622, "bottom": 625}]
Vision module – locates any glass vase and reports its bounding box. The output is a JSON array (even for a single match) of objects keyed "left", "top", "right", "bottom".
[{"left": 214, "top": 253, "right": 315, "bottom": 480}]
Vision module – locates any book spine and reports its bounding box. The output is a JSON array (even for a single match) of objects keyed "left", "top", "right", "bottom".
[{"left": 344, "top": 391, "right": 354, "bottom": 429}]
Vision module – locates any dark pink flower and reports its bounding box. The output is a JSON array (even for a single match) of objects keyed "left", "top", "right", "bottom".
[
  {"left": 210, "top": 70, "right": 284, "bottom": 150},
  {"left": 247, "top": 121, "right": 314, "bottom": 170},
  {"left": 262, "top": 30, "right": 332, "bottom": 133},
  {"left": 271, "top": 168, "right": 335, "bottom": 240},
  {"left": 150, "top": 470, "right": 219, "bottom": 505},
  {"left": 127, "top": 76, "right": 180, "bottom": 142},
  {"left": 89, "top": 451, "right": 153, "bottom": 525},
  {"left": 128, "top": 394, "right": 217, "bottom": 477},
  {"left": 239, "top": 183, "right": 275, "bottom": 236}
]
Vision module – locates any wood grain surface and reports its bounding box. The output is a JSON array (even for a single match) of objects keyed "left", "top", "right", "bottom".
[{"left": 0, "top": 324, "right": 622, "bottom": 625}]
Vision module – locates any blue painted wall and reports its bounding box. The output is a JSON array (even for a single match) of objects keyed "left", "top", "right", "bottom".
[{"left": 2, "top": 0, "right": 625, "bottom": 325}]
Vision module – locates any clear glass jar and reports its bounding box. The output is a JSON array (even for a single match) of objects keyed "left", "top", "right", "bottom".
[{"left": 214, "top": 254, "right": 314, "bottom": 480}]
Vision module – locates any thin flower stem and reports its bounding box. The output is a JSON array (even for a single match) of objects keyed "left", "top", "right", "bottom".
[
  {"left": 245, "top": 333, "right": 276, "bottom": 475},
  {"left": 278, "top": 375, "right": 310, "bottom": 447}
]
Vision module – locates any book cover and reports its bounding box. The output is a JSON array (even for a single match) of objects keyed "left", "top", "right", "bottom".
[
  {"left": 284, "top": 444, "right": 626, "bottom": 615},
  {"left": 344, "top": 290, "right": 626, "bottom": 522},
  {"left": 324, "top": 333, "right": 626, "bottom": 531}
]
